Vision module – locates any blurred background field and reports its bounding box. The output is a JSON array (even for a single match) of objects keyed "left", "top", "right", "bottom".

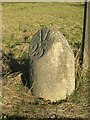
[{"left": 2, "top": 2, "right": 84, "bottom": 58}]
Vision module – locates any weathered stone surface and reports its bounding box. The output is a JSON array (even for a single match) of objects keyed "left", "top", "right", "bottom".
[{"left": 29, "top": 27, "right": 75, "bottom": 102}]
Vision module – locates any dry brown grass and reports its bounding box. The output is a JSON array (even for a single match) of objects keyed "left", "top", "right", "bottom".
[{"left": 2, "top": 56, "right": 89, "bottom": 119}]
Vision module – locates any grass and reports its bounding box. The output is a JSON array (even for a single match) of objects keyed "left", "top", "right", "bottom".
[
  {"left": 2, "top": 2, "right": 84, "bottom": 56},
  {"left": 2, "top": 2, "right": 89, "bottom": 119}
]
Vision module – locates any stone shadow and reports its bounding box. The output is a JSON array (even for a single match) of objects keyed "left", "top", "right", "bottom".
[{"left": 2, "top": 51, "right": 31, "bottom": 89}]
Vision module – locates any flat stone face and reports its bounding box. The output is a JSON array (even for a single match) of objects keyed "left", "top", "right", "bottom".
[
  {"left": 29, "top": 27, "right": 75, "bottom": 102},
  {"left": 29, "top": 27, "right": 54, "bottom": 61}
]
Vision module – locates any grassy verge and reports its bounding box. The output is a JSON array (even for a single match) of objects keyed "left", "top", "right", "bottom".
[{"left": 2, "top": 2, "right": 89, "bottom": 119}]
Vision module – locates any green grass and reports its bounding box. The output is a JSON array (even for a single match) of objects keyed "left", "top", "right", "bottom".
[{"left": 2, "top": 3, "right": 84, "bottom": 56}]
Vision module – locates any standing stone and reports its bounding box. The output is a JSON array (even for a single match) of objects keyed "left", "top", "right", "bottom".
[{"left": 29, "top": 27, "right": 75, "bottom": 102}]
